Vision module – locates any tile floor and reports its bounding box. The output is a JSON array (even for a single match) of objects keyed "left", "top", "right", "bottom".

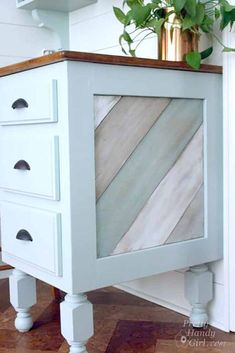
[{"left": 0, "top": 278, "right": 235, "bottom": 353}]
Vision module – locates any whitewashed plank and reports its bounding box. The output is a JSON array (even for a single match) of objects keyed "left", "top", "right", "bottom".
[
  {"left": 96, "top": 99, "right": 203, "bottom": 258},
  {"left": 112, "top": 127, "right": 203, "bottom": 255},
  {"left": 94, "top": 95, "right": 121, "bottom": 128},
  {"left": 70, "top": 0, "right": 121, "bottom": 25},
  {"left": 95, "top": 96, "right": 171, "bottom": 198},
  {"left": 0, "top": 0, "right": 36, "bottom": 26},
  {"left": 165, "top": 186, "right": 204, "bottom": 244},
  {"left": 0, "top": 23, "right": 57, "bottom": 57},
  {"left": 70, "top": 11, "right": 123, "bottom": 52}
]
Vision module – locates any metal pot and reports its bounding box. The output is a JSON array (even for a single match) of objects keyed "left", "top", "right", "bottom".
[{"left": 158, "top": 8, "right": 199, "bottom": 61}]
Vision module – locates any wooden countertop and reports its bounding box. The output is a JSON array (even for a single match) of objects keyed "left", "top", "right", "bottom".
[{"left": 0, "top": 50, "right": 222, "bottom": 77}]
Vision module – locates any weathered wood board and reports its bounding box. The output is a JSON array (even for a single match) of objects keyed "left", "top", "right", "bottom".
[{"left": 95, "top": 96, "right": 170, "bottom": 198}]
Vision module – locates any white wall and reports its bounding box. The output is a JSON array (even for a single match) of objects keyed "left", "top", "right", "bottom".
[
  {"left": 70, "top": 0, "right": 157, "bottom": 58},
  {"left": 70, "top": 0, "right": 222, "bottom": 64},
  {"left": 70, "top": 0, "right": 228, "bottom": 331},
  {"left": 223, "top": 23, "right": 235, "bottom": 332},
  {"left": 0, "top": 0, "right": 58, "bottom": 67},
  {"left": 0, "top": 0, "right": 228, "bottom": 332}
]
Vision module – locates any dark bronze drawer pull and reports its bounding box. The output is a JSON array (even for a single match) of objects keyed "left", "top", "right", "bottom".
[
  {"left": 16, "top": 229, "right": 33, "bottom": 242},
  {"left": 12, "top": 98, "right": 29, "bottom": 109},
  {"left": 14, "top": 160, "right": 31, "bottom": 171}
]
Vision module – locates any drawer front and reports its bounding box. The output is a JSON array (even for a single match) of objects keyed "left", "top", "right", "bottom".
[
  {"left": 0, "top": 135, "right": 60, "bottom": 200},
  {"left": 1, "top": 202, "right": 62, "bottom": 276},
  {"left": 0, "top": 75, "right": 57, "bottom": 125}
]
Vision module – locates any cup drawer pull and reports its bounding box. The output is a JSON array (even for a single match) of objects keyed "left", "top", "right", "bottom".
[
  {"left": 12, "top": 98, "right": 29, "bottom": 110},
  {"left": 16, "top": 229, "right": 33, "bottom": 242},
  {"left": 14, "top": 160, "right": 31, "bottom": 171}
]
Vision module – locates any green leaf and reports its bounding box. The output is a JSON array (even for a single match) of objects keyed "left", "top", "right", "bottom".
[
  {"left": 129, "top": 4, "right": 151, "bottom": 26},
  {"left": 173, "top": 0, "right": 186, "bottom": 13},
  {"left": 123, "top": 30, "right": 133, "bottom": 43},
  {"left": 154, "top": 18, "right": 165, "bottom": 34},
  {"left": 123, "top": 0, "right": 144, "bottom": 7},
  {"left": 148, "top": 3, "right": 160, "bottom": 10},
  {"left": 200, "top": 46, "right": 213, "bottom": 60},
  {"left": 125, "top": 10, "right": 134, "bottom": 24},
  {"left": 129, "top": 49, "right": 136, "bottom": 56},
  {"left": 223, "top": 1, "right": 235, "bottom": 12},
  {"left": 113, "top": 7, "right": 127, "bottom": 25},
  {"left": 182, "top": 15, "right": 194, "bottom": 30},
  {"left": 146, "top": 18, "right": 157, "bottom": 28},
  {"left": 200, "top": 15, "right": 213, "bottom": 32},
  {"left": 185, "top": 0, "right": 197, "bottom": 17},
  {"left": 185, "top": 51, "right": 201, "bottom": 69},
  {"left": 215, "top": 8, "right": 221, "bottom": 20},
  {"left": 220, "top": 8, "right": 232, "bottom": 29},
  {"left": 193, "top": 3, "right": 205, "bottom": 25}
]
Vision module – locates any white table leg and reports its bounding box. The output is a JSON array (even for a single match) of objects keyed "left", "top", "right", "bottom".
[
  {"left": 184, "top": 264, "right": 213, "bottom": 327},
  {"left": 60, "top": 293, "right": 94, "bottom": 353},
  {"left": 9, "top": 269, "right": 37, "bottom": 332}
]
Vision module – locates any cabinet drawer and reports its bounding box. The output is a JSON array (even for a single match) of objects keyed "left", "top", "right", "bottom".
[
  {"left": 1, "top": 202, "right": 62, "bottom": 276},
  {"left": 0, "top": 135, "right": 60, "bottom": 200},
  {"left": 0, "top": 74, "right": 57, "bottom": 125}
]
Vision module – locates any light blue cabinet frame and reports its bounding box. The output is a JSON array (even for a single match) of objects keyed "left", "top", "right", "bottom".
[{"left": 66, "top": 61, "right": 223, "bottom": 293}]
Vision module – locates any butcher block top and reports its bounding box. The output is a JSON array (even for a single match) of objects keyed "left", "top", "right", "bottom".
[{"left": 0, "top": 51, "right": 222, "bottom": 77}]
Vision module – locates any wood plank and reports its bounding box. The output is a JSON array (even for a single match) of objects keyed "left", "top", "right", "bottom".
[
  {"left": 0, "top": 264, "right": 13, "bottom": 271},
  {"left": 97, "top": 99, "right": 203, "bottom": 258},
  {"left": 112, "top": 126, "right": 203, "bottom": 255},
  {"left": 165, "top": 186, "right": 204, "bottom": 244},
  {"left": 94, "top": 95, "right": 121, "bottom": 128},
  {"left": 0, "top": 51, "right": 222, "bottom": 78},
  {"left": 95, "top": 96, "right": 171, "bottom": 198}
]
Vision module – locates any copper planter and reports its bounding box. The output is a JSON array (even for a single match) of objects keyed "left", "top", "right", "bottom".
[{"left": 158, "top": 9, "right": 199, "bottom": 61}]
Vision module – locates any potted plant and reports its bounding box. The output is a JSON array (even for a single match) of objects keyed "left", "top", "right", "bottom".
[{"left": 113, "top": 0, "right": 235, "bottom": 68}]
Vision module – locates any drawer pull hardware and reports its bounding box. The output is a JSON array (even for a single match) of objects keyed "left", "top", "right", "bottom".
[
  {"left": 14, "top": 160, "right": 31, "bottom": 171},
  {"left": 16, "top": 229, "right": 33, "bottom": 242},
  {"left": 12, "top": 98, "right": 29, "bottom": 109}
]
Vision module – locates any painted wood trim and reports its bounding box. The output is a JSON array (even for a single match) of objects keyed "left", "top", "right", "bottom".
[
  {"left": 0, "top": 51, "right": 222, "bottom": 78},
  {"left": 223, "top": 25, "right": 235, "bottom": 332}
]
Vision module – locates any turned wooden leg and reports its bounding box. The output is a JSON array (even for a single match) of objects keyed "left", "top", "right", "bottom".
[
  {"left": 60, "top": 293, "right": 94, "bottom": 353},
  {"left": 9, "top": 269, "right": 37, "bottom": 333},
  {"left": 184, "top": 264, "right": 213, "bottom": 327}
]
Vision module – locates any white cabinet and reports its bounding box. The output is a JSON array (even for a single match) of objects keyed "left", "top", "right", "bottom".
[
  {"left": 1, "top": 202, "right": 62, "bottom": 275},
  {"left": 0, "top": 52, "right": 223, "bottom": 352},
  {"left": 0, "top": 75, "right": 58, "bottom": 125},
  {"left": 0, "top": 135, "right": 60, "bottom": 199}
]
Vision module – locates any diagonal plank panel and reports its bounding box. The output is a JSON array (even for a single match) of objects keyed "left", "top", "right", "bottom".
[
  {"left": 94, "top": 95, "right": 121, "bottom": 128},
  {"left": 95, "top": 96, "right": 171, "bottom": 198},
  {"left": 165, "top": 186, "right": 204, "bottom": 245},
  {"left": 96, "top": 98, "right": 203, "bottom": 258},
  {"left": 112, "top": 127, "right": 203, "bottom": 255}
]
